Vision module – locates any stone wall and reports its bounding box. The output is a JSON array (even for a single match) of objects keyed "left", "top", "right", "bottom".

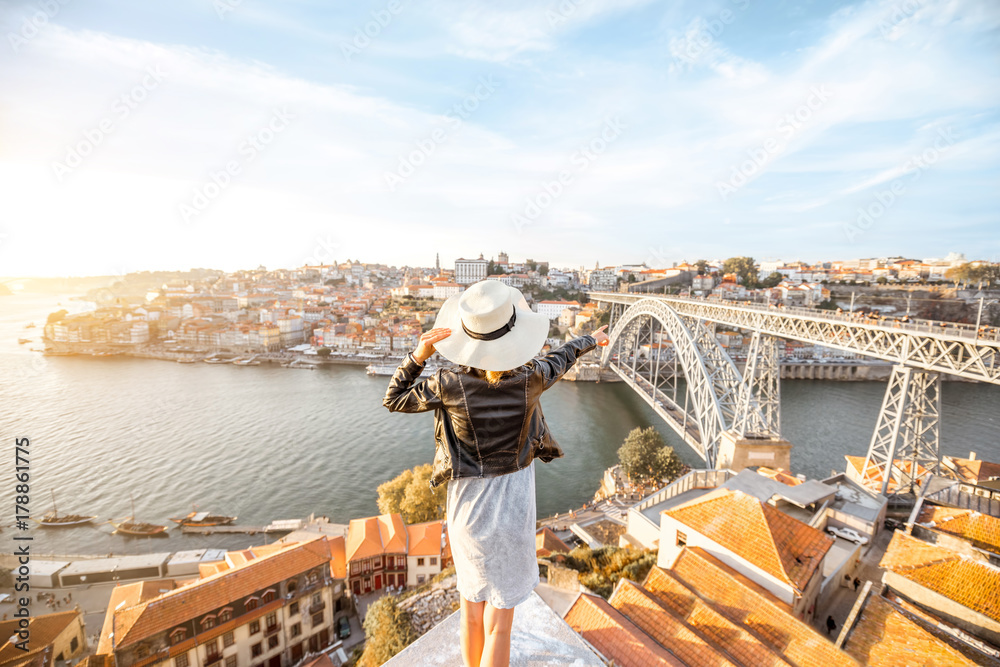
[{"left": 397, "top": 575, "right": 461, "bottom": 638}]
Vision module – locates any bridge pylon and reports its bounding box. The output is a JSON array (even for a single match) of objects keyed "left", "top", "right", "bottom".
[{"left": 858, "top": 364, "right": 942, "bottom": 496}]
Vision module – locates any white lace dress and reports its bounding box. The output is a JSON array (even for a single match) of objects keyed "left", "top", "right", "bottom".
[{"left": 446, "top": 460, "right": 539, "bottom": 609}]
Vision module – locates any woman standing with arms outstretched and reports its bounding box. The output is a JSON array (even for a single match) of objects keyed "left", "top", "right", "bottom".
[{"left": 383, "top": 279, "right": 609, "bottom": 667}]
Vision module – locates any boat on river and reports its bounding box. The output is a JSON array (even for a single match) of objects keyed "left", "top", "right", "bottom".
[
  {"left": 34, "top": 490, "right": 97, "bottom": 527},
  {"left": 112, "top": 493, "right": 167, "bottom": 536},
  {"left": 169, "top": 510, "right": 237, "bottom": 527}
]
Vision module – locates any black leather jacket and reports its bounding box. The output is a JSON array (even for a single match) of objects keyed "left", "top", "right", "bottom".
[{"left": 382, "top": 335, "right": 599, "bottom": 488}]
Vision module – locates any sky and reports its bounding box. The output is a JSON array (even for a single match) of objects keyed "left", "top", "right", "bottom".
[{"left": 0, "top": 0, "right": 998, "bottom": 277}]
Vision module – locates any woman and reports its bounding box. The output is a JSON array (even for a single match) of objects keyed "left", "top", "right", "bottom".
[{"left": 382, "top": 280, "right": 610, "bottom": 667}]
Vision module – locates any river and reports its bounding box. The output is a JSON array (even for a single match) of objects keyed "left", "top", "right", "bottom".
[{"left": 1, "top": 291, "right": 998, "bottom": 556}]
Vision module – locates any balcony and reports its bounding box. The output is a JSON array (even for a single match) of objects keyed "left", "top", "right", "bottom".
[
  {"left": 265, "top": 623, "right": 281, "bottom": 637},
  {"left": 205, "top": 656, "right": 222, "bottom": 667},
  {"left": 309, "top": 601, "right": 325, "bottom": 615}
]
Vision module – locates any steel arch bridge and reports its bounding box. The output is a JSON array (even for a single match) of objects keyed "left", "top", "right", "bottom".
[{"left": 590, "top": 292, "right": 1000, "bottom": 493}]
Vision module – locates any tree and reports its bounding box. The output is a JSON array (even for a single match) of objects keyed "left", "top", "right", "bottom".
[
  {"left": 617, "top": 427, "right": 684, "bottom": 487},
  {"left": 759, "top": 272, "right": 783, "bottom": 289},
  {"left": 722, "top": 257, "right": 759, "bottom": 289},
  {"left": 876, "top": 276, "right": 888, "bottom": 285},
  {"left": 539, "top": 265, "right": 549, "bottom": 276},
  {"left": 376, "top": 464, "right": 446, "bottom": 524},
  {"left": 695, "top": 260, "right": 709, "bottom": 276},
  {"left": 316, "top": 347, "right": 331, "bottom": 358},
  {"left": 357, "top": 594, "right": 416, "bottom": 667}
]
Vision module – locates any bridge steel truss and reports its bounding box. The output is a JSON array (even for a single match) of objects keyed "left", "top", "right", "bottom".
[
  {"left": 600, "top": 299, "right": 775, "bottom": 467},
  {"left": 594, "top": 292, "right": 1000, "bottom": 492}
]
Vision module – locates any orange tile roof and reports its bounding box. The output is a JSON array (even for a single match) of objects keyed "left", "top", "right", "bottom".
[
  {"left": 880, "top": 531, "right": 1000, "bottom": 624},
  {"left": 406, "top": 521, "right": 442, "bottom": 557},
  {"left": 917, "top": 505, "right": 1000, "bottom": 556},
  {"left": 0, "top": 611, "right": 80, "bottom": 667},
  {"left": 642, "top": 567, "right": 791, "bottom": 667},
  {"left": 945, "top": 457, "right": 1000, "bottom": 485},
  {"left": 756, "top": 467, "right": 804, "bottom": 487},
  {"left": 347, "top": 513, "right": 408, "bottom": 561},
  {"left": 844, "top": 456, "right": 929, "bottom": 492},
  {"left": 328, "top": 535, "right": 347, "bottom": 579},
  {"left": 536, "top": 527, "right": 571, "bottom": 557},
  {"left": 609, "top": 579, "right": 735, "bottom": 666},
  {"left": 842, "top": 593, "right": 983, "bottom": 666},
  {"left": 667, "top": 550, "right": 859, "bottom": 666},
  {"left": 665, "top": 488, "right": 833, "bottom": 592},
  {"left": 564, "top": 593, "right": 685, "bottom": 667},
  {"left": 111, "top": 537, "right": 334, "bottom": 646}
]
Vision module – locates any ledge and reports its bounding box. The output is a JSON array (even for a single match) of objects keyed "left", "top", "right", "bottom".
[{"left": 384, "top": 590, "right": 603, "bottom": 666}]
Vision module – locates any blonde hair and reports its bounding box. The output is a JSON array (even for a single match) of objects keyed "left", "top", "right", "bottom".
[{"left": 484, "top": 368, "right": 516, "bottom": 387}]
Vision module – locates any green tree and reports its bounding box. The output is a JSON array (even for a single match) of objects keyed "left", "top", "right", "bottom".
[
  {"left": 357, "top": 595, "right": 416, "bottom": 667},
  {"left": 876, "top": 276, "right": 888, "bottom": 285},
  {"left": 617, "top": 426, "right": 683, "bottom": 487},
  {"left": 539, "top": 264, "right": 549, "bottom": 276},
  {"left": 376, "top": 464, "right": 446, "bottom": 524},
  {"left": 695, "top": 260, "right": 709, "bottom": 276},
  {"left": 316, "top": 347, "right": 332, "bottom": 358},
  {"left": 759, "top": 272, "right": 783, "bottom": 289},
  {"left": 722, "top": 257, "right": 759, "bottom": 288}
]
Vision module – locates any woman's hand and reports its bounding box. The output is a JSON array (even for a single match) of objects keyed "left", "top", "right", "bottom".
[
  {"left": 593, "top": 324, "right": 610, "bottom": 347},
  {"left": 414, "top": 327, "right": 451, "bottom": 364}
]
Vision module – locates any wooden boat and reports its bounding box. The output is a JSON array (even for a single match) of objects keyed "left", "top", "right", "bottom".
[
  {"left": 169, "top": 510, "right": 237, "bottom": 527},
  {"left": 34, "top": 490, "right": 97, "bottom": 527},
  {"left": 112, "top": 492, "right": 167, "bottom": 536}
]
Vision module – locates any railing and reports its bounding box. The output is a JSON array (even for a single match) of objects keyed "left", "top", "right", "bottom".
[
  {"left": 634, "top": 469, "right": 735, "bottom": 513},
  {"left": 265, "top": 623, "right": 281, "bottom": 637}
]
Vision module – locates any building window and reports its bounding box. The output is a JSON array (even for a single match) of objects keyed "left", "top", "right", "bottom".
[
  {"left": 417, "top": 575, "right": 426, "bottom": 584},
  {"left": 417, "top": 558, "right": 424, "bottom": 566},
  {"left": 308, "top": 572, "right": 318, "bottom": 585},
  {"left": 262, "top": 589, "right": 276, "bottom": 604},
  {"left": 289, "top": 601, "right": 299, "bottom": 615},
  {"left": 676, "top": 530, "right": 687, "bottom": 547},
  {"left": 312, "top": 593, "right": 321, "bottom": 607},
  {"left": 312, "top": 611, "right": 324, "bottom": 626},
  {"left": 170, "top": 628, "right": 187, "bottom": 645},
  {"left": 249, "top": 620, "right": 260, "bottom": 635},
  {"left": 175, "top": 654, "right": 189, "bottom": 667},
  {"left": 223, "top": 632, "right": 234, "bottom": 647},
  {"left": 70, "top": 637, "right": 79, "bottom": 652},
  {"left": 219, "top": 608, "right": 233, "bottom": 623},
  {"left": 267, "top": 636, "right": 279, "bottom": 650},
  {"left": 350, "top": 562, "right": 359, "bottom": 575},
  {"left": 287, "top": 579, "right": 298, "bottom": 594},
  {"left": 291, "top": 623, "right": 301, "bottom": 638},
  {"left": 225, "top": 657, "right": 237, "bottom": 667},
  {"left": 251, "top": 643, "right": 262, "bottom": 658},
  {"left": 201, "top": 615, "right": 216, "bottom": 630},
  {"left": 245, "top": 597, "right": 259, "bottom": 611},
  {"left": 135, "top": 645, "right": 149, "bottom": 658},
  {"left": 430, "top": 557, "right": 437, "bottom": 566}
]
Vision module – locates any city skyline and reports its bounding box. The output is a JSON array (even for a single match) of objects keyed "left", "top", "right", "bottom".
[{"left": 1, "top": 0, "right": 998, "bottom": 277}]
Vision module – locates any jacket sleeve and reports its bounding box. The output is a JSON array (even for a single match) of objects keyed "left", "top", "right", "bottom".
[
  {"left": 382, "top": 353, "right": 444, "bottom": 413},
  {"left": 532, "top": 335, "right": 598, "bottom": 391}
]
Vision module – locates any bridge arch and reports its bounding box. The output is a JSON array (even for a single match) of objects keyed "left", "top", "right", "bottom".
[{"left": 600, "top": 298, "right": 742, "bottom": 466}]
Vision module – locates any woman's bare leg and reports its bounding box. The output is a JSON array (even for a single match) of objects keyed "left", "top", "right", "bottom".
[
  {"left": 460, "top": 596, "right": 486, "bottom": 667},
  {"left": 482, "top": 602, "right": 516, "bottom": 667}
]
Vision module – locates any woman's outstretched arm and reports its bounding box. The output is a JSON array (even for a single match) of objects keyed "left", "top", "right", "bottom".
[
  {"left": 533, "top": 324, "right": 609, "bottom": 391},
  {"left": 382, "top": 327, "right": 451, "bottom": 413}
]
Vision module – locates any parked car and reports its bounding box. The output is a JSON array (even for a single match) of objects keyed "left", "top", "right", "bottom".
[
  {"left": 884, "top": 518, "right": 905, "bottom": 531},
  {"left": 337, "top": 616, "right": 351, "bottom": 640},
  {"left": 827, "top": 526, "right": 869, "bottom": 545}
]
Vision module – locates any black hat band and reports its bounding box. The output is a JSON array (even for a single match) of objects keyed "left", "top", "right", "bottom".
[{"left": 462, "top": 305, "right": 516, "bottom": 341}]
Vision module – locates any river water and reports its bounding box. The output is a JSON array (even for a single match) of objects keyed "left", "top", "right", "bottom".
[{"left": 2, "top": 292, "right": 998, "bottom": 556}]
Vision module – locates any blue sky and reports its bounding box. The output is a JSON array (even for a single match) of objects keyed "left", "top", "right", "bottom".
[{"left": 0, "top": 0, "right": 998, "bottom": 277}]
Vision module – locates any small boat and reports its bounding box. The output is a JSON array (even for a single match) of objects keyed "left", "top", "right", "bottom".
[
  {"left": 112, "top": 492, "right": 167, "bottom": 536},
  {"left": 34, "top": 490, "right": 97, "bottom": 528},
  {"left": 176, "top": 358, "right": 197, "bottom": 364},
  {"left": 233, "top": 356, "right": 261, "bottom": 366},
  {"left": 169, "top": 510, "right": 237, "bottom": 527},
  {"left": 203, "top": 356, "right": 235, "bottom": 364},
  {"left": 17, "top": 338, "right": 31, "bottom": 344}
]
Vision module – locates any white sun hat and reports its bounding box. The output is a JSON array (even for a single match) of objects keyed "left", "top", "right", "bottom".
[{"left": 431, "top": 279, "right": 550, "bottom": 372}]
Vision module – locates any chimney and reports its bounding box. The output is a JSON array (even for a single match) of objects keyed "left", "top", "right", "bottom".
[{"left": 969, "top": 451, "right": 977, "bottom": 460}]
